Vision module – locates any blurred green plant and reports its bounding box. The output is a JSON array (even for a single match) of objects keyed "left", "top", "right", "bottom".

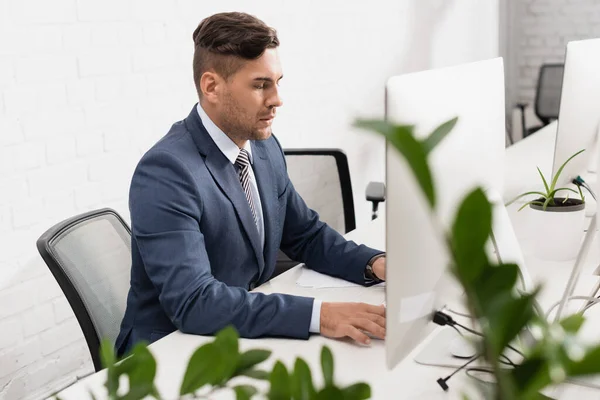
[
  {"left": 506, "top": 149, "right": 585, "bottom": 211},
  {"left": 55, "top": 326, "right": 370, "bottom": 400},
  {"left": 355, "top": 117, "right": 600, "bottom": 399}
]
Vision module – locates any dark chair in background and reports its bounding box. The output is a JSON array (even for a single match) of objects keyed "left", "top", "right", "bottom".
[
  {"left": 36, "top": 208, "right": 132, "bottom": 371},
  {"left": 516, "top": 63, "right": 564, "bottom": 139},
  {"left": 272, "top": 149, "right": 385, "bottom": 279}
]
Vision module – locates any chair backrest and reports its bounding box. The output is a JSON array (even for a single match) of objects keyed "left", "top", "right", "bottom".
[
  {"left": 270, "top": 149, "right": 356, "bottom": 280},
  {"left": 535, "top": 63, "right": 565, "bottom": 125},
  {"left": 36, "top": 208, "right": 132, "bottom": 371},
  {"left": 283, "top": 149, "right": 355, "bottom": 233}
]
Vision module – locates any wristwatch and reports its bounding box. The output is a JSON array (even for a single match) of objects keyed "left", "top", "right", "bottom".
[{"left": 365, "top": 254, "right": 385, "bottom": 283}]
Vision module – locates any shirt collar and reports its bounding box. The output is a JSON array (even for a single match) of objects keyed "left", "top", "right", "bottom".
[{"left": 196, "top": 103, "right": 253, "bottom": 165}]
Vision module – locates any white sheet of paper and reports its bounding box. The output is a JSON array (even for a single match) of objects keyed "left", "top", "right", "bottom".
[{"left": 296, "top": 267, "right": 385, "bottom": 289}]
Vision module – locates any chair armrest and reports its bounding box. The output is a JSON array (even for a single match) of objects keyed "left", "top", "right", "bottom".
[
  {"left": 515, "top": 103, "right": 528, "bottom": 111},
  {"left": 366, "top": 181, "right": 386, "bottom": 202}
]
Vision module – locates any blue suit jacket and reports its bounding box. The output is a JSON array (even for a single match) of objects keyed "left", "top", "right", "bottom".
[{"left": 115, "top": 106, "right": 382, "bottom": 355}]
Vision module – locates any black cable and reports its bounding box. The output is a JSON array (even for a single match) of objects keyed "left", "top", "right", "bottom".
[
  {"left": 433, "top": 311, "right": 525, "bottom": 357},
  {"left": 572, "top": 176, "right": 597, "bottom": 201},
  {"left": 499, "top": 354, "right": 517, "bottom": 367},
  {"left": 437, "top": 355, "right": 480, "bottom": 391},
  {"left": 452, "top": 320, "right": 525, "bottom": 357},
  {"left": 449, "top": 323, "right": 463, "bottom": 338},
  {"left": 465, "top": 367, "right": 496, "bottom": 384}
]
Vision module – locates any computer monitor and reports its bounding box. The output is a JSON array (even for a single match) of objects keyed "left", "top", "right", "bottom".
[
  {"left": 551, "top": 38, "right": 600, "bottom": 185},
  {"left": 384, "top": 58, "right": 510, "bottom": 369}
]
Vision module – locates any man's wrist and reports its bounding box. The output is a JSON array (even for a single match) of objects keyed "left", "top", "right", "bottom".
[{"left": 365, "top": 254, "right": 386, "bottom": 282}]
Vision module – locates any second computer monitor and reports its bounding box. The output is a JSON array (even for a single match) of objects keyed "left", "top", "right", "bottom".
[
  {"left": 552, "top": 38, "right": 600, "bottom": 185},
  {"left": 385, "top": 58, "right": 506, "bottom": 369}
]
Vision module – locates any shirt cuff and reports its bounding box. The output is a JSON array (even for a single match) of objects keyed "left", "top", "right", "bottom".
[{"left": 309, "top": 299, "right": 322, "bottom": 333}]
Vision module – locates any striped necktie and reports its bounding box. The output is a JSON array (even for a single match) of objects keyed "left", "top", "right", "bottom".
[{"left": 235, "top": 149, "right": 259, "bottom": 227}]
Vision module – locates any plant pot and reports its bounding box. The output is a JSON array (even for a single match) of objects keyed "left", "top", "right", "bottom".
[{"left": 529, "top": 197, "right": 586, "bottom": 261}]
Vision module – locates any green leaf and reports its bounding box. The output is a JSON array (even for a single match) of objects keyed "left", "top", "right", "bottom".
[
  {"left": 537, "top": 167, "right": 551, "bottom": 195},
  {"left": 354, "top": 119, "right": 436, "bottom": 208},
  {"left": 240, "top": 369, "right": 270, "bottom": 380},
  {"left": 518, "top": 200, "right": 545, "bottom": 212},
  {"left": 474, "top": 263, "right": 519, "bottom": 311},
  {"left": 510, "top": 356, "right": 554, "bottom": 398},
  {"left": 566, "top": 345, "right": 600, "bottom": 376},
  {"left": 421, "top": 117, "right": 458, "bottom": 155},
  {"left": 542, "top": 196, "right": 553, "bottom": 211},
  {"left": 120, "top": 384, "right": 158, "bottom": 400},
  {"left": 268, "top": 361, "right": 291, "bottom": 400},
  {"left": 451, "top": 188, "right": 492, "bottom": 286},
  {"left": 214, "top": 326, "right": 240, "bottom": 356},
  {"left": 316, "top": 386, "right": 344, "bottom": 400},
  {"left": 321, "top": 346, "right": 334, "bottom": 387},
  {"left": 354, "top": 119, "right": 413, "bottom": 137},
  {"left": 213, "top": 326, "right": 241, "bottom": 385},
  {"left": 100, "top": 339, "right": 119, "bottom": 397},
  {"left": 116, "top": 344, "right": 157, "bottom": 400},
  {"left": 341, "top": 383, "right": 371, "bottom": 400},
  {"left": 549, "top": 187, "right": 579, "bottom": 199},
  {"left": 506, "top": 191, "right": 548, "bottom": 207},
  {"left": 577, "top": 184, "right": 585, "bottom": 203},
  {"left": 559, "top": 314, "right": 585, "bottom": 333},
  {"left": 100, "top": 339, "right": 116, "bottom": 369},
  {"left": 179, "top": 343, "right": 219, "bottom": 395},
  {"left": 533, "top": 393, "right": 556, "bottom": 400},
  {"left": 235, "top": 349, "right": 271, "bottom": 376},
  {"left": 549, "top": 149, "right": 585, "bottom": 192},
  {"left": 486, "top": 290, "right": 538, "bottom": 358},
  {"left": 291, "top": 358, "right": 315, "bottom": 400},
  {"left": 233, "top": 385, "right": 258, "bottom": 400}
]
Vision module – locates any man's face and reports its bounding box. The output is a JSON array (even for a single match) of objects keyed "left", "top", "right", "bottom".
[{"left": 216, "top": 48, "right": 283, "bottom": 143}]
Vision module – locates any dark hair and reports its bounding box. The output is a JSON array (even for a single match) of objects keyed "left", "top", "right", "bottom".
[{"left": 192, "top": 12, "right": 279, "bottom": 96}]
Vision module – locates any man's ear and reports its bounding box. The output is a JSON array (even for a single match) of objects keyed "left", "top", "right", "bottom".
[{"left": 200, "top": 71, "right": 221, "bottom": 104}]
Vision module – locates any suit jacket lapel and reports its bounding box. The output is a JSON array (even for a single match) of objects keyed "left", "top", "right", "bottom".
[
  {"left": 185, "top": 106, "right": 265, "bottom": 273},
  {"left": 251, "top": 141, "right": 278, "bottom": 283}
]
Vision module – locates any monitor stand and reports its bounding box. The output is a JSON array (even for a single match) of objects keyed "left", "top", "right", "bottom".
[{"left": 413, "top": 327, "right": 477, "bottom": 368}]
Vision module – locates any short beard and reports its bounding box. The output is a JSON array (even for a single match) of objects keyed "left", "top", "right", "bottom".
[{"left": 220, "top": 90, "right": 269, "bottom": 143}]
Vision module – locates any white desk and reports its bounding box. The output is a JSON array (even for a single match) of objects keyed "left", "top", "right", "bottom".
[
  {"left": 55, "top": 217, "right": 470, "bottom": 400},
  {"left": 55, "top": 210, "right": 600, "bottom": 399},
  {"left": 56, "top": 129, "right": 600, "bottom": 399}
]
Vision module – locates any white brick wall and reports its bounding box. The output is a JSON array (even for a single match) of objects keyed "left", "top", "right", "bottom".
[
  {"left": 516, "top": 0, "right": 600, "bottom": 104},
  {"left": 0, "top": 1, "right": 499, "bottom": 399}
]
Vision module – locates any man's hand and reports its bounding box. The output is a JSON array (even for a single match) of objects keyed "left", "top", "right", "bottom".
[
  {"left": 320, "top": 302, "right": 386, "bottom": 345},
  {"left": 372, "top": 256, "right": 386, "bottom": 280}
]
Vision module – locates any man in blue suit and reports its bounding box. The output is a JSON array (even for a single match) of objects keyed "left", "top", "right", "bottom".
[{"left": 116, "top": 12, "right": 386, "bottom": 356}]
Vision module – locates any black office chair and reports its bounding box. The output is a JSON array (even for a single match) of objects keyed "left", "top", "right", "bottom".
[
  {"left": 516, "top": 63, "right": 564, "bottom": 138},
  {"left": 36, "top": 208, "right": 132, "bottom": 371},
  {"left": 272, "top": 149, "right": 385, "bottom": 279}
]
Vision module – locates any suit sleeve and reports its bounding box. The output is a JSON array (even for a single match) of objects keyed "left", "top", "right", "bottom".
[
  {"left": 272, "top": 140, "right": 384, "bottom": 285},
  {"left": 130, "top": 150, "right": 313, "bottom": 339}
]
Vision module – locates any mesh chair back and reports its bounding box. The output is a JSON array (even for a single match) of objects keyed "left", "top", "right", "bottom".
[
  {"left": 284, "top": 149, "right": 355, "bottom": 233},
  {"left": 36, "top": 208, "right": 131, "bottom": 371},
  {"left": 535, "top": 64, "right": 565, "bottom": 124},
  {"left": 271, "top": 149, "right": 356, "bottom": 279}
]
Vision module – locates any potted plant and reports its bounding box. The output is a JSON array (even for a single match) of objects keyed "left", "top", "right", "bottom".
[
  {"left": 355, "top": 118, "right": 600, "bottom": 400},
  {"left": 507, "top": 149, "right": 586, "bottom": 261}
]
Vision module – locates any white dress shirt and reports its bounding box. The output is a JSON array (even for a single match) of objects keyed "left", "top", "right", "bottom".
[{"left": 196, "top": 104, "right": 321, "bottom": 333}]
